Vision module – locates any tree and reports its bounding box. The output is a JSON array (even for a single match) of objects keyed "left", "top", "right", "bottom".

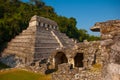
[
  {"left": 78, "top": 29, "right": 89, "bottom": 42},
  {"left": 10, "top": 0, "right": 20, "bottom": 2},
  {"left": 30, "top": 0, "right": 45, "bottom": 8},
  {"left": 0, "top": 0, "right": 100, "bottom": 53},
  {"left": 0, "top": 6, "right": 4, "bottom": 18},
  {"left": 88, "top": 35, "right": 100, "bottom": 41}
]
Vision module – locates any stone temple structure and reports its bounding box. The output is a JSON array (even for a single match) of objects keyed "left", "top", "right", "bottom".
[
  {"left": 0, "top": 15, "right": 75, "bottom": 67},
  {"left": 0, "top": 15, "right": 120, "bottom": 80}
]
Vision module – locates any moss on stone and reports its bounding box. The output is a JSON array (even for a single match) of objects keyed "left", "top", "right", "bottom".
[{"left": 90, "top": 63, "right": 102, "bottom": 72}]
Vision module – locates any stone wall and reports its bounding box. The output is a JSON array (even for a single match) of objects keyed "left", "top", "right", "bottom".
[
  {"left": 49, "top": 40, "right": 102, "bottom": 69},
  {"left": 51, "top": 20, "right": 120, "bottom": 80},
  {"left": 49, "top": 41, "right": 103, "bottom": 80},
  {"left": 52, "top": 63, "right": 102, "bottom": 80}
]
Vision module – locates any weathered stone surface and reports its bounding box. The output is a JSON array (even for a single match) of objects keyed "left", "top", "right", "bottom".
[
  {"left": 0, "top": 15, "right": 75, "bottom": 67},
  {"left": 91, "top": 20, "right": 120, "bottom": 39},
  {"left": 0, "top": 16, "right": 120, "bottom": 80},
  {"left": 51, "top": 20, "right": 120, "bottom": 80}
]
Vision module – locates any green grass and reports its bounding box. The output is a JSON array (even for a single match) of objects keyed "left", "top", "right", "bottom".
[{"left": 0, "top": 69, "right": 51, "bottom": 80}]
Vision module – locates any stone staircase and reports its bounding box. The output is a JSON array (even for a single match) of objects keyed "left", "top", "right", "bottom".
[
  {"left": 3, "top": 26, "right": 35, "bottom": 58},
  {"left": 34, "top": 27, "right": 60, "bottom": 61},
  {"left": 1, "top": 25, "right": 36, "bottom": 67},
  {"left": 1, "top": 15, "right": 75, "bottom": 67},
  {"left": 53, "top": 30, "right": 75, "bottom": 48}
]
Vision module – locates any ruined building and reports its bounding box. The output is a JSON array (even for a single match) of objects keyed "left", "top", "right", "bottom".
[
  {"left": 49, "top": 20, "right": 120, "bottom": 80},
  {"left": 0, "top": 15, "right": 120, "bottom": 80},
  {"left": 0, "top": 15, "right": 75, "bottom": 67}
]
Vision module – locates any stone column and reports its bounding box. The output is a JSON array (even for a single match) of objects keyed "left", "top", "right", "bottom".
[
  {"left": 49, "top": 25, "right": 52, "bottom": 29},
  {"left": 40, "top": 22, "right": 44, "bottom": 27},
  {"left": 68, "top": 58, "right": 74, "bottom": 68},
  {"left": 83, "top": 59, "right": 88, "bottom": 69},
  {"left": 52, "top": 58, "right": 55, "bottom": 69}
]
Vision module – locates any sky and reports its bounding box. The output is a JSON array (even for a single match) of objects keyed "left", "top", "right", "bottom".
[{"left": 22, "top": 0, "right": 120, "bottom": 35}]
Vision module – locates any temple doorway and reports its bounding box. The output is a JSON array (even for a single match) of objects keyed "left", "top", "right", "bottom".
[
  {"left": 74, "top": 53, "right": 84, "bottom": 67},
  {"left": 55, "top": 52, "right": 68, "bottom": 68}
]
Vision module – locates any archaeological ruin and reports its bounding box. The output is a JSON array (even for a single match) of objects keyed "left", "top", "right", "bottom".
[
  {"left": 0, "top": 15, "right": 75, "bottom": 67},
  {"left": 50, "top": 20, "right": 120, "bottom": 80},
  {"left": 0, "top": 15, "right": 120, "bottom": 80}
]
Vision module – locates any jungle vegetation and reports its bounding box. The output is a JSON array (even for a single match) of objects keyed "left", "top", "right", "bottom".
[{"left": 0, "top": 0, "right": 100, "bottom": 52}]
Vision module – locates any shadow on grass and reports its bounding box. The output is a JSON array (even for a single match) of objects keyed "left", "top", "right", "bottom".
[{"left": 0, "top": 62, "right": 10, "bottom": 70}]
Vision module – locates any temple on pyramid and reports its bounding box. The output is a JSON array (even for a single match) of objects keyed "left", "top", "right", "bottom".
[{"left": 1, "top": 15, "right": 75, "bottom": 67}]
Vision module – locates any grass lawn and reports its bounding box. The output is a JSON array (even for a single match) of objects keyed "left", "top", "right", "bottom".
[{"left": 0, "top": 69, "right": 51, "bottom": 80}]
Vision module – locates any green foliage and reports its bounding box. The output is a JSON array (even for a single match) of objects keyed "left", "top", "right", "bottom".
[
  {"left": 0, "top": 0, "right": 100, "bottom": 52},
  {"left": 0, "top": 69, "right": 51, "bottom": 80},
  {"left": 78, "top": 29, "right": 100, "bottom": 42},
  {"left": 88, "top": 35, "right": 100, "bottom": 41},
  {"left": 30, "top": 0, "right": 45, "bottom": 8}
]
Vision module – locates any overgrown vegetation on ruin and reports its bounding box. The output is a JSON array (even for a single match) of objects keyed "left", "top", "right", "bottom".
[{"left": 0, "top": 0, "right": 100, "bottom": 52}]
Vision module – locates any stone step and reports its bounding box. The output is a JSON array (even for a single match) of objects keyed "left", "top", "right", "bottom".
[
  {"left": 27, "top": 27, "right": 37, "bottom": 30},
  {"left": 25, "top": 31, "right": 35, "bottom": 34},
  {"left": 63, "top": 38, "right": 74, "bottom": 43},
  {"left": 8, "top": 42, "right": 34, "bottom": 47},
  {"left": 35, "top": 46, "right": 60, "bottom": 49},
  {"left": 23, "top": 28, "right": 36, "bottom": 32},
  {"left": 37, "top": 29, "right": 51, "bottom": 32},
  {"left": 22, "top": 30, "right": 35, "bottom": 34},
  {"left": 20, "top": 32, "right": 35, "bottom": 35},
  {"left": 35, "top": 39, "right": 58, "bottom": 44},
  {"left": 35, "top": 48, "right": 56, "bottom": 53},
  {"left": 4, "top": 48, "right": 33, "bottom": 55},
  {"left": 34, "top": 53, "right": 50, "bottom": 60},
  {"left": 54, "top": 31, "right": 75, "bottom": 46},
  {"left": 36, "top": 35, "right": 55, "bottom": 39},
  {"left": 35, "top": 43, "right": 60, "bottom": 47},
  {"left": 36, "top": 38, "right": 57, "bottom": 42},
  {"left": 5, "top": 46, "right": 34, "bottom": 53},
  {"left": 53, "top": 31, "right": 67, "bottom": 37},
  {"left": 3, "top": 49, "right": 26, "bottom": 57},
  {"left": 36, "top": 33, "right": 53, "bottom": 36},
  {"left": 7, "top": 46, "right": 32, "bottom": 51},
  {"left": 11, "top": 38, "right": 34, "bottom": 43},
  {"left": 12, "top": 38, "right": 34, "bottom": 42},
  {"left": 15, "top": 35, "right": 34, "bottom": 39}
]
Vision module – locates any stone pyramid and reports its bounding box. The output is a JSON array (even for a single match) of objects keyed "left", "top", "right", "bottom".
[{"left": 1, "top": 15, "right": 75, "bottom": 67}]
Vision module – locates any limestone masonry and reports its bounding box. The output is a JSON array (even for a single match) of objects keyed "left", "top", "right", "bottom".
[
  {"left": 0, "top": 15, "right": 75, "bottom": 67},
  {"left": 0, "top": 15, "right": 120, "bottom": 80}
]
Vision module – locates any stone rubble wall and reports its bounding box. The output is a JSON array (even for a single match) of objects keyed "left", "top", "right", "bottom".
[
  {"left": 49, "top": 41, "right": 103, "bottom": 80},
  {"left": 52, "top": 63, "right": 102, "bottom": 80},
  {"left": 51, "top": 20, "right": 120, "bottom": 80}
]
